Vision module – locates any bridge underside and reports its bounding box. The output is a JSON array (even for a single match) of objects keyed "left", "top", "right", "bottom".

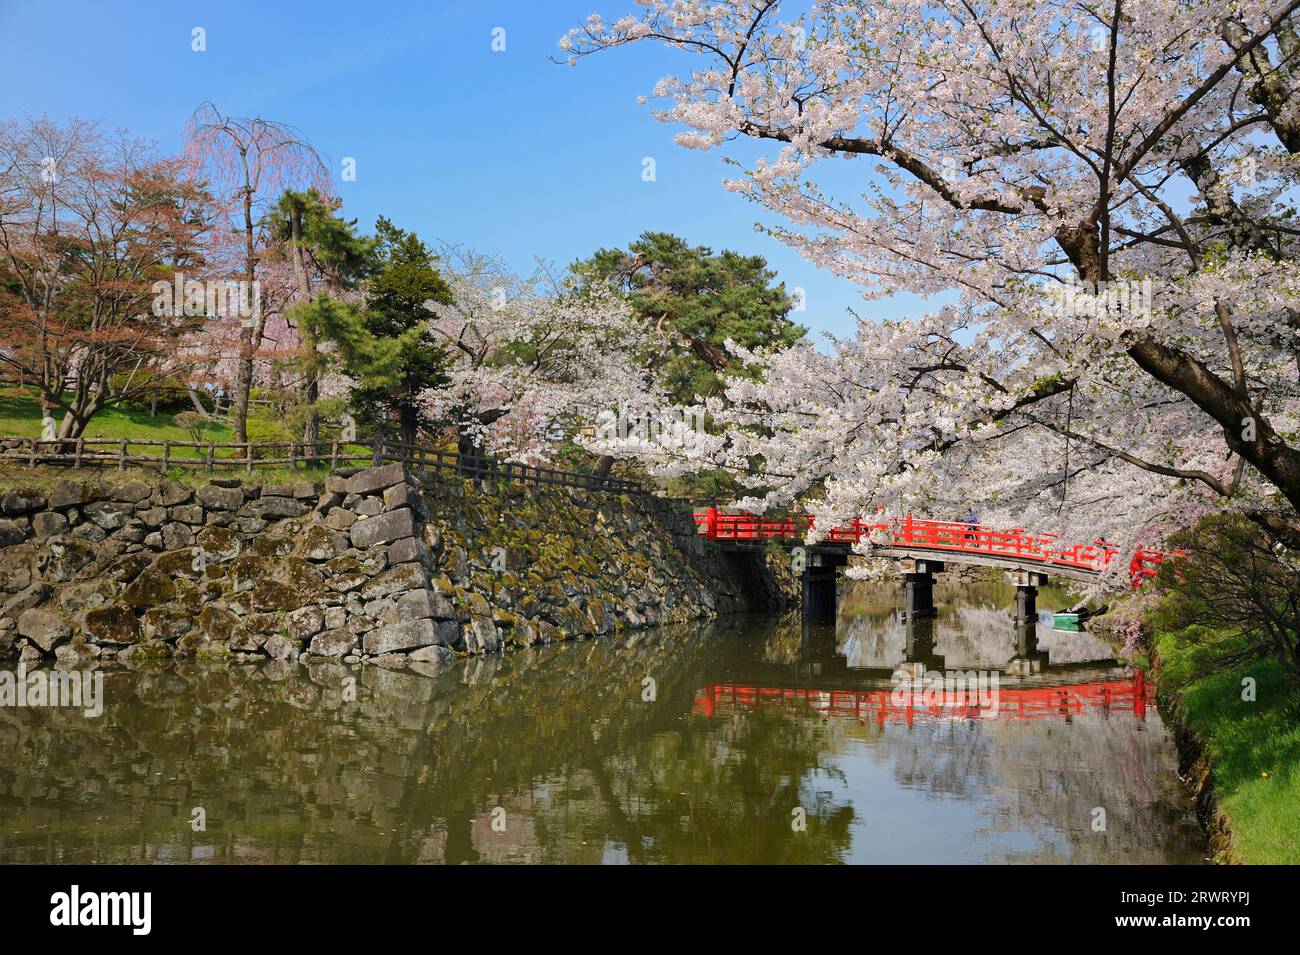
[
  {"left": 869, "top": 546, "right": 1101, "bottom": 583},
  {"left": 710, "top": 538, "right": 1101, "bottom": 584},
  {"left": 706, "top": 538, "right": 1100, "bottom": 622},
  {"left": 780, "top": 544, "right": 1098, "bottom": 623}
]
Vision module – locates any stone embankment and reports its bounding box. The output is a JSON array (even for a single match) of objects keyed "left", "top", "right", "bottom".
[{"left": 0, "top": 464, "right": 796, "bottom": 669}]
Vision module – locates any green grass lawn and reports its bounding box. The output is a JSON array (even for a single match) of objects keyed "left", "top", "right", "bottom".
[
  {"left": 1156, "top": 628, "right": 1300, "bottom": 864},
  {"left": 0, "top": 389, "right": 235, "bottom": 449},
  {"left": 0, "top": 390, "right": 377, "bottom": 483}
]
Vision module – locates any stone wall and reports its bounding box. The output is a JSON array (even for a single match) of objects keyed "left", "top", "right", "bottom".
[{"left": 0, "top": 464, "right": 796, "bottom": 668}]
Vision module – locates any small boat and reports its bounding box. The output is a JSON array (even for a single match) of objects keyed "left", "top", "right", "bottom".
[{"left": 1052, "top": 604, "right": 1108, "bottom": 631}]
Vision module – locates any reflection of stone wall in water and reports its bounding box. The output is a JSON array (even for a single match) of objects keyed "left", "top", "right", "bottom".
[
  {"left": 0, "top": 612, "right": 1200, "bottom": 864},
  {"left": 0, "top": 625, "right": 738, "bottom": 863},
  {"left": 0, "top": 465, "right": 797, "bottom": 668}
]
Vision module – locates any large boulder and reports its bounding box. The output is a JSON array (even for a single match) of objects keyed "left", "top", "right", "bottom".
[
  {"left": 359, "top": 562, "right": 427, "bottom": 601},
  {"left": 259, "top": 497, "right": 309, "bottom": 519},
  {"left": 300, "top": 524, "right": 344, "bottom": 562},
  {"left": 121, "top": 570, "right": 176, "bottom": 609},
  {"left": 83, "top": 500, "right": 132, "bottom": 531},
  {"left": 396, "top": 588, "right": 454, "bottom": 621},
  {"left": 408, "top": 644, "right": 455, "bottom": 666},
  {"left": 83, "top": 605, "right": 141, "bottom": 645},
  {"left": 17, "top": 608, "right": 70, "bottom": 652},
  {"left": 345, "top": 463, "right": 407, "bottom": 496},
  {"left": 362, "top": 617, "right": 441, "bottom": 655},
  {"left": 31, "top": 511, "right": 69, "bottom": 539},
  {"left": 309, "top": 627, "right": 356, "bottom": 657},
  {"left": 195, "top": 605, "right": 242, "bottom": 642},
  {"left": 141, "top": 606, "right": 191, "bottom": 641},
  {"left": 110, "top": 480, "right": 152, "bottom": 503},
  {"left": 155, "top": 482, "right": 194, "bottom": 507},
  {"left": 195, "top": 484, "right": 243, "bottom": 511},
  {"left": 0, "top": 544, "right": 35, "bottom": 592},
  {"left": 47, "top": 480, "right": 89, "bottom": 509},
  {"left": 263, "top": 633, "right": 299, "bottom": 661},
  {"left": 0, "top": 519, "right": 28, "bottom": 547},
  {"left": 463, "top": 616, "right": 501, "bottom": 654},
  {"left": 285, "top": 606, "right": 325, "bottom": 640},
  {"left": 2, "top": 583, "right": 50, "bottom": 619},
  {"left": 350, "top": 508, "right": 417, "bottom": 549},
  {"left": 0, "top": 488, "right": 45, "bottom": 515}
]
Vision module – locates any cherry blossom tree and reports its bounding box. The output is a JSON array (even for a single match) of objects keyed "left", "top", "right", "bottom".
[
  {"left": 563, "top": 0, "right": 1300, "bottom": 567},
  {"left": 182, "top": 103, "right": 331, "bottom": 443},
  {"left": 426, "top": 248, "right": 663, "bottom": 468}
]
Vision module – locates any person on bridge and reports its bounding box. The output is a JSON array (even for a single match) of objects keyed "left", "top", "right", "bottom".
[{"left": 965, "top": 512, "right": 979, "bottom": 548}]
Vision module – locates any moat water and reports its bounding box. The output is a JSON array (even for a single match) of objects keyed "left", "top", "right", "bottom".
[{"left": 0, "top": 581, "right": 1205, "bottom": 864}]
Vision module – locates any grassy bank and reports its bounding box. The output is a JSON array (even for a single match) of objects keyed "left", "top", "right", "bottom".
[
  {"left": 1155, "top": 628, "right": 1300, "bottom": 864},
  {"left": 0, "top": 390, "right": 235, "bottom": 444}
]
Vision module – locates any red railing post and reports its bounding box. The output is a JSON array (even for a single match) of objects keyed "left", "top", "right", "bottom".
[
  {"left": 705, "top": 505, "right": 718, "bottom": 541},
  {"left": 1129, "top": 546, "right": 1144, "bottom": 590}
]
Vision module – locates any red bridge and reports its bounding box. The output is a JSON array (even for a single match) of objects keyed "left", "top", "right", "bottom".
[
  {"left": 693, "top": 671, "right": 1152, "bottom": 725},
  {"left": 694, "top": 509, "right": 1167, "bottom": 588}
]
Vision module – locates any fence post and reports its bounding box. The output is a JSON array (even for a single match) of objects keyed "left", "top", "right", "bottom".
[
  {"left": 330, "top": 440, "right": 339, "bottom": 471},
  {"left": 372, "top": 434, "right": 383, "bottom": 467},
  {"left": 162, "top": 441, "right": 170, "bottom": 471},
  {"left": 245, "top": 443, "right": 253, "bottom": 474},
  {"left": 118, "top": 439, "right": 127, "bottom": 471},
  {"left": 27, "top": 438, "right": 36, "bottom": 467},
  {"left": 289, "top": 441, "right": 297, "bottom": 471},
  {"left": 206, "top": 443, "right": 214, "bottom": 474},
  {"left": 74, "top": 437, "right": 84, "bottom": 468}
]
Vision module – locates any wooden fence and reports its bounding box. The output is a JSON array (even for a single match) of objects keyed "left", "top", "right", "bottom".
[{"left": 0, "top": 434, "right": 645, "bottom": 495}]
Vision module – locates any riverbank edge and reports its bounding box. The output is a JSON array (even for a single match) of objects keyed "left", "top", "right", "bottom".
[{"left": 1148, "top": 640, "right": 1240, "bottom": 865}]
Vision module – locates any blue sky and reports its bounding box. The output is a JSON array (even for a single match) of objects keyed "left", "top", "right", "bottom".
[{"left": 0, "top": 0, "right": 933, "bottom": 340}]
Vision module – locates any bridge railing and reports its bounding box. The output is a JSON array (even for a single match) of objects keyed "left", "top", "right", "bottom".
[
  {"left": 694, "top": 507, "right": 1171, "bottom": 585},
  {"left": 693, "top": 673, "right": 1151, "bottom": 723}
]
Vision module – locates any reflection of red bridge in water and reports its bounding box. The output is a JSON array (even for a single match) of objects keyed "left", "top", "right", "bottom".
[
  {"left": 693, "top": 671, "right": 1151, "bottom": 725},
  {"left": 695, "top": 511, "right": 1169, "bottom": 587}
]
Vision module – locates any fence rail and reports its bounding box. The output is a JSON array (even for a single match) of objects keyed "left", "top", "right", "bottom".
[{"left": 0, "top": 434, "right": 645, "bottom": 495}]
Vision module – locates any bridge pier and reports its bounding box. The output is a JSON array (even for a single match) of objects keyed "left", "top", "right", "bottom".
[
  {"left": 899, "top": 558, "right": 944, "bottom": 621},
  {"left": 903, "top": 614, "right": 944, "bottom": 671},
  {"left": 1007, "top": 619, "right": 1049, "bottom": 676},
  {"left": 1005, "top": 570, "right": 1050, "bottom": 624},
  {"left": 800, "top": 550, "right": 848, "bottom": 623}
]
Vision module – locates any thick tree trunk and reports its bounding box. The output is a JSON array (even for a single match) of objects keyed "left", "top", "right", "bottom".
[
  {"left": 57, "top": 410, "right": 88, "bottom": 440},
  {"left": 399, "top": 406, "right": 418, "bottom": 449},
  {"left": 289, "top": 204, "right": 319, "bottom": 459},
  {"left": 1126, "top": 338, "right": 1300, "bottom": 517},
  {"left": 186, "top": 388, "right": 210, "bottom": 417},
  {"left": 232, "top": 186, "right": 258, "bottom": 445},
  {"left": 456, "top": 428, "right": 486, "bottom": 478},
  {"left": 455, "top": 408, "right": 509, "bottom": 477},
  {"left": 1053, "top": 215, "right": 1300, "bottom": 534},
  {"left": 593, "top": 454, "right": 615, "bottom": 479},
  {"left": 233, "top": 354, "right": 252, "bottom": 445}
]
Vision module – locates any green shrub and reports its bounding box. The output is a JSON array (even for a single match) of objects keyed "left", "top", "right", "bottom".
[
  {"left": 245, "top": 414, "right": 296, "bottom": 459},
  {"left": 110, "top": 376, "right": 213, "bottom": 414},
  {"left": 1155, "top": 513, "right": 1300, "bottom": 685}
]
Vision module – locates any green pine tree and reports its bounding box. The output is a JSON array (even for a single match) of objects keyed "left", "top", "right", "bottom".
[
  {"left": 348, "top": 218, "right": 453, "bottom": 446},
  {"left": 571, "top": 231, "right": 804, "bottom": 404}
]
